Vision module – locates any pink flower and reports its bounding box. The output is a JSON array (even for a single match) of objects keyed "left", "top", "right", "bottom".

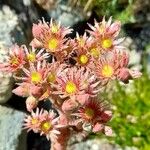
[
  {"left": 88, "top": 17, "right": 121, "bottom": 38},
  {"left": 52, "top": 67, "right": 85, "bottom": 99},
  {"left": 69, "top": 33, "right": 99, "bottom": 67},
  {"left": 20, "top": 61, "right": 48, "bottom": 85},
  {"left": 74, "top": 98, "right": 112, "bottom": 124},
  {"left": 87, "top": 41, "right": 101, "bottom": 60},
  {"left": 0, "top": 44, "right": 25, "bottom": 73},
  {"left": 30, "top": 19, "right": 72, "bottom": 55},
  {"left": 73, "top": 33, "right": 93, "bottom": 50},
  {"left": 74, "top": 48, "right": 91, "bottom": 67},
  {"left": 24, "top": 108, "right": 60, "bottom": 140},
  {"left": 24, "top": 108, "right": 43, "bottom": 132},
  {"left": 46, "top": 61, "right": 66, "bottom": 84},
  {"left": 93, "top": 50, "right": 130, "bottom": 83},
  {"left": 93, "top": 55, "right": 118, "bottom": 82},
  {"left": 52, "top": 67, "right": 100, "bottom": 99},
  {"left": 23, "top": 45, "right": 50, "bottom": 63},
  {"left": 37, "top": 109, "right": 60, "bottom": 140},
  {"left": 88, "top": 17, "right": 124, "bottom": 52}
]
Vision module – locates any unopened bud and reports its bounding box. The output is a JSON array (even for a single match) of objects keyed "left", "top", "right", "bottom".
[{"left": 26, "top": 96, "right": 38, "bottom": 112}]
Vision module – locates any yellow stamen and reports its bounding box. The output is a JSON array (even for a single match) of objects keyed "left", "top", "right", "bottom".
[
  {"left": 41, "top": 121, "right": 52, "bottom": 133},
  {"left": 79, "top": 55, "right": 88, "bottom": 65},
  {"left": 85, "top": 108, "right": 95, "bottom": 119},
  {"left": 51, "top": 25, "right": 59, "bottom": 33},
  {"left": 31, "top": 118, "right": 38, "bottom": 125},
  {"left": 90, "top": 48, "right": 100, "bottom": 58},
  {"left": 10, "top": 57, "right": 19, "bottom": 65},
  {"left": 27, "top": 53, "right": 36, "bottom": 62},
  {"left": 47, "top": 72, "right": 56, "bottom": 83},
  {"left": 31, "top": 72, "right": 42, "bottom": 83},
  {"left": 48, "top": 38, "right": 58, "bottom": 52},
  {"left": 65, "top": 81, "right": 77, "bottom": 94},
  {"left": 101, "top": 38, "right": 113, "bottom": 49},
  {"left": 101, "top": 64, "right": 114, "bottom": 78},
  {"left": 78, "top": 38, "right": 85, "bottom": 47}
]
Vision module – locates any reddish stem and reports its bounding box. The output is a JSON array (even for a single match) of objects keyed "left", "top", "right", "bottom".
[{"left": 51, "top": 127, "right": 70, "bottom": 150}]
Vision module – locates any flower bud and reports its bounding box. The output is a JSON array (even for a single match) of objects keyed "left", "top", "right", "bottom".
[
  {"left": 62, "top": 99, "right": 78, "bottom": 113},
  {"left": 92, "top": 123, "right": 104, "bottom": 133},
  {"left": 26, "top": 96, "right": 38, "bottom": 112},
  {"left": 101, "top": 110, "right": 112, "bottom": 122},
  {"left": 117, "top": 68, "right": 131, "bottom": 83}
]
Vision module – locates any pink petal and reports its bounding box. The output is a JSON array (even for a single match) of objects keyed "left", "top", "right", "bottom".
[
  {"left": 30, "top": 38, "right": 43, "bottom": 48},
  {"left": 76, "top": 94, "right": 89, "bottom": 105},
  {"left": 104, "top": 126, "right": 113, "bottom": 136},
  {"left": 12, "top": 84, "right": 29, "bottom": 97},
  {"left": 101, "top": 110, "right": 112, "bottom": 122},
  {"left": 92, "top": 123, "right": 104, "bottom": 133},
  {"left": 62, "top": 99, "right": 78, "bottom": 113},
  {"left": 129, "top": 70, "right": 142, "bottom": 79}
]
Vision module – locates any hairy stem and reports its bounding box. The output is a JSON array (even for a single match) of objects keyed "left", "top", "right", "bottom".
[{"left": 51, "top": 127, "right": 71, "bottom": 150}]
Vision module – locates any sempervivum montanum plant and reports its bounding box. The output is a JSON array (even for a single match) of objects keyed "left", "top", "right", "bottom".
[{"left": 0, "top": 17, "right": 142, "bottom": 150}]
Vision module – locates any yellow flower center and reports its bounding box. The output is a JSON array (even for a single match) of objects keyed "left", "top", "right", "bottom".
[
  {"left": 90, "top": 48, "right": 100, "bottom": 58},
  {"left": 85, "top": 108, "right": 95, "bottom": 119},
  {"left": 47, "top": 72, "right": 56, "bottom": 83},
  {"left": 27, "top": 53, "right": 36, "bottom": 62},
  {"left": 65, "top": 81, "right": 77, "bottom": 94},
  {"left": 41, "top": 121, "right": 52, "bottom": 133},
  {"left": 31, "top": 72, "right": 42, "bottom": 83},
  {"left": 101, "top": 64, "right": 114, "bottom": 78},
  {"left": 79, "top": 55, "right": 88, "bottom": 65},
  {"left": 78, "top": 38, "right": 85, "bottom": 47},
  {"left": 31, "top": 118, "right": 38, "bottom": 125},
  {"left": 10, "top": 56, "right": 19, "bottom": 65},
  {"left": 48, "top": 38, "right": 58, "bottom": 52},
  {"left": 102, "top": 38, "right": 113, "bottom": 49},
  {"left": 51, "top": 25, "right": 59, "bottom": 33}
]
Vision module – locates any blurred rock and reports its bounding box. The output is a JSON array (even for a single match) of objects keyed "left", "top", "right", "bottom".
[
  {"left": 146, "top": 52, "right": 150, "bottom": 75},
  {"left": 69, "top": 139, "right": 138, "bottom": 150},
  {"left": 0, "top": 5, "right": 18, "bottom": 46},
  {"left": 49, "top": 2, "right": 85, "bottom": 26},
  {"left": 0, "top": 105, "right": 26, "bottom": 150},
  {"left": 121, "top": 37, "right": 142, "bottom": 70},
  {"left": 133, "top": 0, "right": 150, "bottom": 23},
  {"left": 34, "top": 0, "right": 57, "bottom": 10},
  {"left": 124, "top": 23, "right": 150, "bottom": 51},
  {"left": 0, "top": 6, "right": 18, "bottom": 103}
]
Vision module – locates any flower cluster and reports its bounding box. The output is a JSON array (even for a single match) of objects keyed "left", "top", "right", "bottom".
[
  {"left": 0, "top": 17, "right": 142, "bottom": 149},
  {"left": 24, "top": 108, "right": 60, "bottom": 140}
]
